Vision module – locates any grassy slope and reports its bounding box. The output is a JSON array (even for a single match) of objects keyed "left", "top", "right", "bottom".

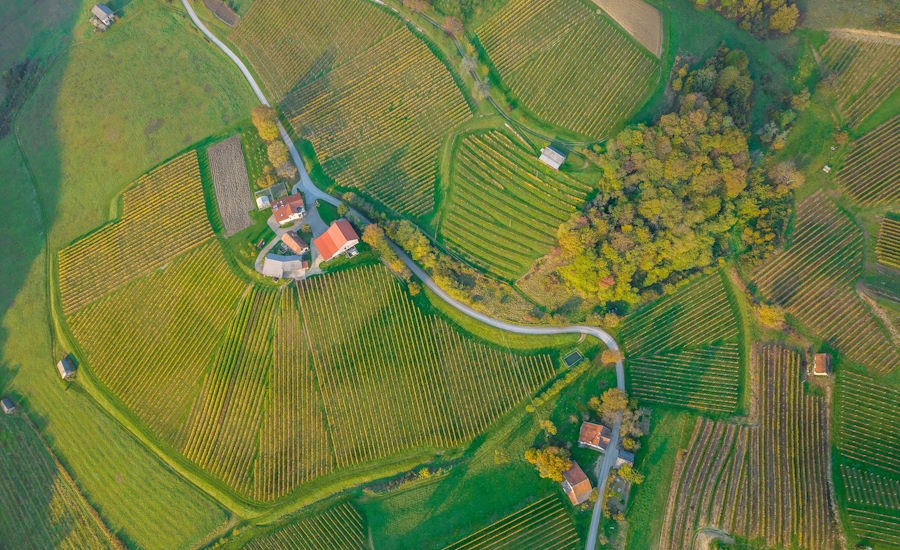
[{"left": 1, "top": 0, "right": 257, "bottom": 547}]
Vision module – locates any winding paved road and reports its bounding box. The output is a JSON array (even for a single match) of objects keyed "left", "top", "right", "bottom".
[{"left": 181, "top": 2, "right": 623, "bottom": 547}]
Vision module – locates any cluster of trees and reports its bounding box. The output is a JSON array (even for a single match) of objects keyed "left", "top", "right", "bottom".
[
  {"left": 554, "top": 48, "right": 793, "bottom": 310},
  {"left": 250, "top": 106, "right": 297, "bottom": 188},
  {"left": 588, "top": 389, "right": 644, "bottom": 451},
  {"left": 695, "top": 0, "right": 800, "bottom": 35},
  {"left": 361, "top": 224, "right": 412, "bottom": 281}
]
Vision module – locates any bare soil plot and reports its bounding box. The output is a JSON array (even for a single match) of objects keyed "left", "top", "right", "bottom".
[
  {"left": 208, "top": 135, "right": 254, "bottom": 236},
  {"left": 591, "top": 0, "right": 663, "bottom": 58}
]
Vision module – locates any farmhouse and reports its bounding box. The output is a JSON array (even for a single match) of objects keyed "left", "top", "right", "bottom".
[
  {"left": 272, "top": 193, "right": 305, "bottom": 225},
  {"left": 539, "top": 146, "right": 566, "bottom": 170},
  {"left": 90, "top": 4, "right": 116, "bottom": 30},
  {"left": 281, "top": 231, "right": 309, "bottom": 255},
  {"left": 578, "top": 421, "right": 612, "bottom": 453},
  {"left": 314, "top": 219, "right": 360, "bottom": 262},
  {"left": 616, "top": 449, "right": 635, "bottom": 468},
  {"left": 1, "top": 397, "right": 15, "bottom": 415},
  {"left": 812, "top": 353, "right": 831, "bottom": 376},
  {"left": 561, "top": 462, "right": 592, "bottom": 505},
  {"left": 262, "top": 254, "right": 308, "bottom": 279},
  {"left": 56, "top": 356, "right": 77, "bottom": 380}
]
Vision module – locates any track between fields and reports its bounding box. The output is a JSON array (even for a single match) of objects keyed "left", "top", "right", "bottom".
[{"left": 181, "top": 2, "right": 623, "bottom": 546}]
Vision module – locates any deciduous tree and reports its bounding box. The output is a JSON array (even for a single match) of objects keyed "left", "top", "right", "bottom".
[{"left": 524, "top": 446, "right": 571, "bottom": 482}]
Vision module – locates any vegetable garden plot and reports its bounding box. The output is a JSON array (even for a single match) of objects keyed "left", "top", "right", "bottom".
[
  {"left": 207, "top": 135, "right": 254, "bottom": 236},
  {"left": 443, "top": 495, "right": 580, "bottom": 550},
  {"left": 438, "top": 130, "right": 593, "bottom": 279},
  {"left": 477, "top": 0, "right": 658, "bottom": 138},
  {"left": 58, "top": 151, "right": 214, "bottom": 314},
  {"left": 0, "top": 415, "right": 121, "bottom": 548},
  {"left": 818, "top": 35, "right": 900, "bottom": 129},
  {"left": 243, "top": 502, "right": 366, "bottom": 550},
  {"left": 621, "top": 273, "right": 741, "bottom": 412},
  {"left": 658, "top": 345, "right": 833, "bottom": 550},
  {"left": 281, "top": 27, "right": 471, "bottom": 217},
  {"left": 752, "top": 191, "right": 899, "bottom": 374},
  {"left": 837, "top": 115, "right": 900, "bottom": 206},
  {"left": 875, "top": 216, "right": 900, "bottom": 269},
  {"left": 69, "top": 241, "right": 245, "bottom": 445}
]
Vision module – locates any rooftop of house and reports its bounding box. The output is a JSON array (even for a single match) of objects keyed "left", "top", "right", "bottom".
[
  {"left": 579, "top": 421, "right": 612, "bottom": 450},
  {"left": 313, "top": 219, "right": 359, "bottom": 262},
  {"left": 561, "top": 462, "right": 592, "bottom": 505},
  {"left": 539, "top": 146, "right": 566, "bottom": 169},
  {"left": 272, "top": 193, "right": 305, "bottom": 223},
  {"left": 281, "top": 231, "right": 309, "bottom": 254},
  {"left": 813, "top": 353, "right": 830, "bottom": 375}
]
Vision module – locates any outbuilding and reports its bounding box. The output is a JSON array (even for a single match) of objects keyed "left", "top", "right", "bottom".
[
  {"left": 281, "top": 231, "right": 309, "bottom": 256},
  {"left": 262, "top": 253, "right": 308, "bottom": 279},
  {"left": 57, "top": 356, "right": 77, "bottom": 380},
  {"left": 812, "top": 353, "right": 831, "bottom": 376},
  {"left": 90, "top": 4, "right": 116, "bottom": 30},
  {"left": 1, "top": 397, "right": 15, "bottom": 415},
  {"left": 616, "top": 449, "right": 635, "bottom": 468},
  {"left": 539, "top": 146, "right": 566, "bottom": 170},
  {"left": 561, "top": 462, "right": 592, "bottom": 505}
]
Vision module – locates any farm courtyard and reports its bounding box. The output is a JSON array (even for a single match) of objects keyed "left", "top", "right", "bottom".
[{"left": 0, "top": 0, "right": 898, "bottom": 548}]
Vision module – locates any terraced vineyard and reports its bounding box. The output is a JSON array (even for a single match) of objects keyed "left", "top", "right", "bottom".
[
  {"left": 297, "top": 265, "right": 556, "bottom": 472},
  {"left": 752, "top": 191, "right": 899, "bottom": 374},
  {"left": 439, "top": 130, "right": 593, "bottom": 278},
  {"left": 837, "top": 115, "right": 900, "bottom": 206},
  {"left": 182, "top": 286, "right": 281, "bottom": 495},
  {"left": 0, "top": 415, "right": 121, "bottom": 548},
  {"left": 477, "top": 0, "right": 658, "bottom": 138},
  {"left": 841, "top": 465, "right": 900, "bottom": 510},
  {"left": 818, "top": 33, "right": 900, "bottom": 128},
  {"left": 443, "top": 496, "right": 580, "bottom": 550},
  {"left": 58, "top": 151, "right": 214, "bottom": 314},
  {"left": 243, "top": 502, "right": 366, "bottom": 550},
  {"left": 281, "top": 26, "right": 471, "bottom": 217},
  {"left": 621, "top": 273, "right": 741, "bottom": 412},
  {"left": 658, "top": 345, "right": 833, "bottom": 550},
  {"left": 836, "top": 370, "right": 900, "bottom": 475},
  {"left": 230, "top": 0, "right": 400, "bottom": 100},
  {"left": 69, "top": 242, "right": 246, "bottom": 444},
  {"left": 876, "top": 216, "right": 900, "bottom": 269}
]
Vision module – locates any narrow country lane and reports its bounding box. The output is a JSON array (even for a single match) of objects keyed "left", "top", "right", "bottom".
[{"left": 180, "top": 2, "right": 622, "bottom": 547}]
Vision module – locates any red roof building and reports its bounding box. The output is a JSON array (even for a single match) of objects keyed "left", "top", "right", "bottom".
[
  {"left": 812, "top": 353, "right": 831, "bottom": 376},
  {"left": 281, "top": 231, "right": 309, "bottom": 255},
  {"left": 561, "top": 462, "right": 592, "bottom": 506},
  {"left": 314, "top": 219, "right": 360, "bottom": 262},
  {"left": 272, "top": 193, "right": 305, "bottom": 225},
  {"left": 578, "top": 421, "right": 612, "bottom": 453}
]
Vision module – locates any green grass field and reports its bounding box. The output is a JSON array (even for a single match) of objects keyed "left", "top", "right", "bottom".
[
  {"left": 621, "top": 272, "right": 743, "bottom": 413},
  {"left": 438, "top": 130, "right": 594, "bottom": 279},
  {"left": 0, "top": 413, "right": 121, "bottom": 547},
  {"left": 476, "top": 0, "right": 659, "bottom": 138}
]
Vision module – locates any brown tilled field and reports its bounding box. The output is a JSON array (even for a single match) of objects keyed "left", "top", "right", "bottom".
[
  {"left": 591, "top": 0, "right": 663, "bottom": 57},
  {"left": 207, "top": 135, "right": 254, "bottom": 236}
]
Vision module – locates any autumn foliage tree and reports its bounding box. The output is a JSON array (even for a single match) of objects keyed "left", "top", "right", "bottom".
[
  {"left": 524, "top": 446, "right": 571, "bottom": 482},
  {"left": 251, "top": 105, "right": 279, "bottom": 142}
]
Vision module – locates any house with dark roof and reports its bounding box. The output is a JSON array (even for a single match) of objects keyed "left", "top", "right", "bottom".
[
  {"left": 578, "top": 421, "right": 612, "bottom": 453},
  {"left": 561, "top": 462, "right": 592, "bottom": 505},
  {"left": 281, "top": 231, "right": 309, "bottom": 256},
  {"left": 313, "top": 219, "right": 359, "bottom": 262},
  {"left": 57, "top": 356, "right": 77, "bottom": 380},
  {"left": 272, "top": 193, "right": 305, "bottom": 225},
  {"left": 90, "top": 4, "right": 116, "bottom": 30},
  {"left": 616, "top": 449, "right": 635, "bottom": 468},
  {"left": 1, "top": 397, "right": 15, "bottom": 415}
]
